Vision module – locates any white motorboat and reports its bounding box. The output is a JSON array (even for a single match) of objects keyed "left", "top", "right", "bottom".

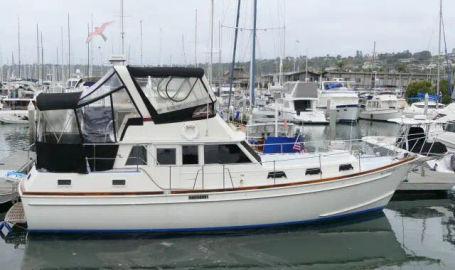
[
  {"left": 317, "top": 79, "right": 359, "bottom": 123},
  {"left": 271, "top": 82, "right": 328, "bottom": 125},
  {"left": 359, "top": 91, "right": 402, "bottom": 121},
  {"left": 436, "top": 120, "right": 455, "bottom": 152},
  {"left": 18, "top": 66, "right": 417, "bottom": 232},
  {"left": 0, "top": 83, "right": 39, "bottom": 124},
  {"left": 403, "top": 101, "right": 445, "bottom": 119}
]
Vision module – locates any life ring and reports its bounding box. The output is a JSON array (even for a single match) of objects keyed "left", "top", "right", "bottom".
[{"left": 182, "top": 123, "right": 198, "bottom": 140}]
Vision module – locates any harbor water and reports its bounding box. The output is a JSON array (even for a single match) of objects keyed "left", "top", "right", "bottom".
[{"left": 1, "top": 121, "right": 454, "bottom": 269}]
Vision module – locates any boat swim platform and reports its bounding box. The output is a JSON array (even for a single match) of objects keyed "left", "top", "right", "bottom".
[{"left": 4, "top": 202, "right": 26, "bottom": 225}]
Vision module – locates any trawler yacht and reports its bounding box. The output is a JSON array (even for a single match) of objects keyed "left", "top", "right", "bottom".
[
  {"left": 19, "top": 66, "right": 417, "bottom": 232},
  {"left": 359, "top": 91, "right": 402, "bottom": 121},
  {"left": 270, "top": 81, "right": 328, "bottom": 125},
  {"left": 317, "top": 79, "right": 359, "bottom": 123}
]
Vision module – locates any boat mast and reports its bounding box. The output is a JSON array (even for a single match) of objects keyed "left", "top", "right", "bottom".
[
  {"left": 67, "top": 13, "right": 71, "bottom": 79},
  {"left": 249, "top": 0, "right": 257, "bottom": 109},
  {"left": 279, "top": 26, "right": 284, "bottom": 86},
  {"left": 17, "top": 17, "right": 21, "bottom": 79},
  {"left": 209, "top": 0, "right": 214, "bottom": 85},
  {"left": 41, "top": 32, "right": 44, "bottom": 83},
  {"left": 120, "top": 0, "right": 125, "bottom": 56},
  {"left": 227, "top": 0, "right": 241, "bottom": 112},
  {"left": 87, "top": 23, "right": 90, "bottom": 76},
  {"left": 194, "top": 9, "right": 198, "bottom": 67},
  {"left": 436, "top": 0, "right": 442, "bottom": 104},
  {"left": 140, "top": 20, "right": 143, "bottom": 65},
  {"left": 36, "top": 24, "right": 40, "bottom": 81},
  {"left": 60, "top": 27, "right": 64, "bottom": 81}
]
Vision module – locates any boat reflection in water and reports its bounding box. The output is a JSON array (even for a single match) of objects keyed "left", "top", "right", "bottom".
[{"left": 3, "top": 212, "right": 412, "bottom": 269}]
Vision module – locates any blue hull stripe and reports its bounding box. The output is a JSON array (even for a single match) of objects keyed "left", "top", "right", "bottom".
[{"left": 28, "top": 206, "right": 384, "bottom": 234}]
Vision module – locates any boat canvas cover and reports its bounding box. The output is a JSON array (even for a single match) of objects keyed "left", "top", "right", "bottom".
[
  {"left": 128, "top": 66, "right": 215, "bottom": 115},
  {"left": 36, "top": 92, "right": 82, "bottom": 111},
  {"left": 292, "top": 82, "right": 318, "bottom": 99}
]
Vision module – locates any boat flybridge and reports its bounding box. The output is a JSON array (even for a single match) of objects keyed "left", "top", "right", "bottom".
[
  {"left": 19, "top": 66, "right": 418, "bottom": 232},
  {"left": 270, "top": 81, "right": 328, "bottom": 125}
]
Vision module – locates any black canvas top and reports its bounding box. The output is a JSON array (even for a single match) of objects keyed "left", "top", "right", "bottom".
[
  {"left": 127, "top": 66, "right": 205, "bottom": 78},
  {"left": 36, "top": 92, "right": 82, "bottom": 111}
]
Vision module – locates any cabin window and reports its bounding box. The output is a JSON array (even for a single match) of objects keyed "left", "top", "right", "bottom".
[
  {"left": 339, "top": 163, "right": 353, "bottom": 171},
  {"left": 157, "top": 148, "right": 176, "bottom": 165},
  {"left": 182, "top": 145, "right": 199, "bottom": 165},
  {"left": 241, "top": 141, "right": 261, "bottom": 162},
  {"left": 294, "top": 100, "right": 312, "bottom": 112},
  {"left": 111, "top": 88, "right": 142, "bottom": 139},
  {"left": 204, "top": 144, "right": 251, "bottom": 164},
  {"left": 126, "top": 146, "right": 147, "bottom": 165},
  {"left": 305, "top": 168, "right": 321, "bottom": 175}
]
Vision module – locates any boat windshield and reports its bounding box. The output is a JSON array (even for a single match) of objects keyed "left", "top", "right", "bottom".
[
  {"left": 324, "top": 82, "right": 346, "bottom": 90},
  {"left": 133, "top": 75, "right": 213, "bottom": 114}
]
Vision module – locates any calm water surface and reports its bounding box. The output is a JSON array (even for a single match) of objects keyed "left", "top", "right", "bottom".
[{"left": 0, "top": 121, "right": 454, "bottom": 270}]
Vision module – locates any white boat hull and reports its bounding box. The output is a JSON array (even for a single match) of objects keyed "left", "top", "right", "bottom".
[
  {"left": 0, "top": 110, "right": 29, "bottom": 124},
  {"left": 335, "top": 105, "right": 359, "bottom": 122},
  {"left": 21, "top": 158, "right": 414, "bottom": 232},
  {"left": 359, "top": 110, "right": 402, "bottom": 122}
]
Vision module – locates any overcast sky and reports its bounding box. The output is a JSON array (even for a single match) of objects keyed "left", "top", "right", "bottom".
[{"left": 0, "top": 0, "right": 454, "bottom": 66}]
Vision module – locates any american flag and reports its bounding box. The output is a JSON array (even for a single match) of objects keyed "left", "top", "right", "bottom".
[{"left": 293, "top": 134, "right": 304, "bottom": 152}]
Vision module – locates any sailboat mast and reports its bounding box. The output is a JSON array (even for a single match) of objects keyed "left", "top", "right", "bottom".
[
  {"left": 67, "top": 13, "right": 71, "bottom": 79},
  {"left": 60, "top": 27, "right": 64, "bottom": 82},
  {"left": 194, "top": 9, "right": 198, "bottom": 67},
  {"left": 41, "top": 32, "right": 44, "bottom": 83},
  {"left": 249, "top": 0, "right": 258, "bottom": 109},
  {"left": 140, "top": 20, "right": 143, "bottom": 65},
  {"left": 209, "top": 0, "right": 214, "bottom": 85},
  {"left": 227, "top": 0, "right": 241, "bottom": 111},
  {"left": 17, "top": 17, "right": 21, "bottom": 79},
  {"left": 87, "top": 23, "right": 90, "bottom": 76},
  {"left": 121, "top": 0, "right": 125, "bottom": 55},
  {"left": 36, "top": 24, "right": 40, "bottom": 81},
  {"left": 437, "top": 0, "right": 442, "bottom": 101}
]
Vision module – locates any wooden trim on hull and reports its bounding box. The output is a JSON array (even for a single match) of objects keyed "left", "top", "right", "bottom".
[{"left": 21, "top": 156, "right": 416, "bottom": 197}]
